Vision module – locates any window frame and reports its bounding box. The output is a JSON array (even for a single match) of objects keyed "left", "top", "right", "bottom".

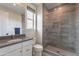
[{"left": 27, "top": 6, "right": 36, "bottom": 29}]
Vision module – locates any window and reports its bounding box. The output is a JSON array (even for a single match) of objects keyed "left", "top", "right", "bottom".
[{"left": 27, "top": 7, "right": 36, "bottom": 29}]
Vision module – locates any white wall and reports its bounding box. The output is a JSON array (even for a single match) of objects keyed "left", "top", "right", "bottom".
[
  {"left": 0, "top": 6, "right": 22, "bottom": 36},
  {"left": 0, "top": 10, "right": 9, "bottom": 36},
  {"left": 36, "top": 4, "right": 43, "bottom": 45}
]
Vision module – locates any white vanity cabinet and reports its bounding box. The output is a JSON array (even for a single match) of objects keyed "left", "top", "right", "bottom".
[
  {"left": 22, "top": 40, "right": 33, "bottom": 56},
  {"left": 0, "top": 40, "right": 33, "bottom": 56},
  {"left": 22, "top": 45, "right": 32, "bottom": 56},
  {"left": 5, "top": 49, "right": 22, "bottom": 56},
  {"left": 0, "top": 42, "right": 22, "bottom": 56}
]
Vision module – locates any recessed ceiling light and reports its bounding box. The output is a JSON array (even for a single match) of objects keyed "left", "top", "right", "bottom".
[
  {"left": 13, "top": 3, "right": 16, "bottom": 6},
  {"left": 59, "top": 7, "right": 62, "bottom": 10},
  {"left": 54, "top": 8, "right": 56, "bottom": 11}
]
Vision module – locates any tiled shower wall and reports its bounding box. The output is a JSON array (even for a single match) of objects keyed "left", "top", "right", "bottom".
[{"left": 43, "top": 4, "right": 77, "bottom": 52}]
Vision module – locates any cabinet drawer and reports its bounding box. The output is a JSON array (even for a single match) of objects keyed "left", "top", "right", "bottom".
[
  {"left": 23, "top": 50, "right": 32, "bottom": 56},
  {"left": 22, "top": 45, "right": 32, "bottom": 56},
  {"left": 0, "top": 43, "right": 22, "bottom": 55},
  {"left": 25, "top": 51, "right": 32, "bottom": 56},
  {"left": 22, "top": 40, "right": 33, "bottom": 47},
  {"left": 4, "top": 49, "right": 22, "bottom": 56}
]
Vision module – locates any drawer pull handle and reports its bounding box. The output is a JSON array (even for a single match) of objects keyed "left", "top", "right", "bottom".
[
  {"left": 26, "top": 49, "right": 30, "bottom": 52},
  {"left": 20, "top": 50, "right": 22, "bottom": 53}
]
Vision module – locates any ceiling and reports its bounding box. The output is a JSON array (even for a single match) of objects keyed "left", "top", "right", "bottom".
[
  {"left": 0, "top": 3, "right": 64, "bottom": 14},
  {"left": 32, "top": 3, "right": 42, "bottom": 7},
  {"left": 0, "top": 3, "right": 25, "bottom": 14},
  {"left": 44, "top": 3, "right": 63, "bottom": 10},
  {"left": 0, "top": 3, "right": 40, "bottom": 14}
]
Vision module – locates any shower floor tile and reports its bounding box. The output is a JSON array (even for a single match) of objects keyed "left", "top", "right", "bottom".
[{"left": 43, "top": 45, "right": 76, "bottom": 56}]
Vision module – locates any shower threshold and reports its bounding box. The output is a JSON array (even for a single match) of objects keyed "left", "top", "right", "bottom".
[{"left": 43, "top": 45, "right": 76, "bottom": 56}]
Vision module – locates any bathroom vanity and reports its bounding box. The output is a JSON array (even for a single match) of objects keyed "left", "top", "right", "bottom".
[
  {"left": 0, "top": 34, "right": 33, "bottom": 56},
  {"left": 0, "top": 3, "right": 37, "bottom": 56}
]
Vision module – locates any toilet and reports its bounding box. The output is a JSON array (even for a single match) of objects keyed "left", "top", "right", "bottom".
[{"left": 33, "top": 44, "right": 43, "bottom": 56}]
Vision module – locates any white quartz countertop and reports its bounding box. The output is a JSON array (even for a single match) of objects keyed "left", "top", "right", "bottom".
[{"left": 0, "top": 36, "right": 33, "bottom": 48}]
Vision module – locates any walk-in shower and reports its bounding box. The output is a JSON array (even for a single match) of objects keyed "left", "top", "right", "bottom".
[{"left": 43, "top": 3, "right": 79, "bottom": 56}]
